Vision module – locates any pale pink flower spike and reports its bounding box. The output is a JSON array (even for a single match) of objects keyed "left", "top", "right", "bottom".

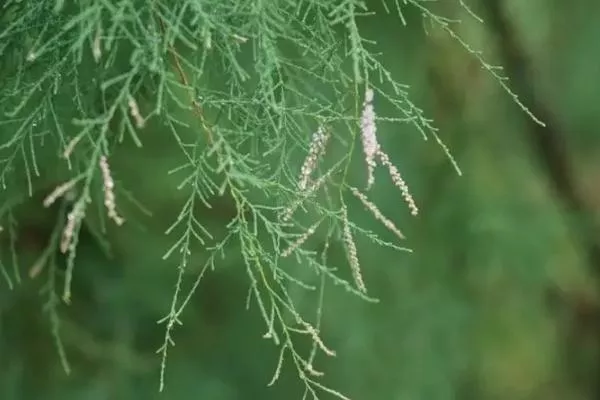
[{"left": 360, "top": 88, "right": 379, "bottom": 189}]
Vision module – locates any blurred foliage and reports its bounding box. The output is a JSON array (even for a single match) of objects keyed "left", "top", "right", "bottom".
[{"left": 1, "top": 0, "right": 600, "bottom": 399}]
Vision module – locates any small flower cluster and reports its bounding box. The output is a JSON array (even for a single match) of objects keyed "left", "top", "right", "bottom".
[
  {"left": 298, "top": 126, "right": 329, "bottom": 191},
  {"left": 359, "top": 87, "right": 418, "bottom": 216},
  {"left": 361, "top": 88, "right": 379, "bottom": 189},
  {"left": 128, "top": 95, "right": 145, "bottom": 128},
  {"left": 43, "top": 154, "right": 124, "bottom": 255},
  {"left": 342, "top": 205, "right": 366, "bottom": 293},
  {"left": 278, "top": 127, "right": 330, "bottom": 256},
  {"left": 336, "top": 88, "right": 419, "bottom": 293},
  {"left": 99, "top": 155, "right": 124, "bottom": 226},
  {"left": 61, "top": 199, "right": 85, "bottom": 253},
  {"left": 63, "top": 135, "right": 82, "bottom": 159},
  {"left": 377, "top": 150, "right": 418, "bottom": 216},
  {"left": 43, "top": 178, "right": 80, "bottom": 208}
]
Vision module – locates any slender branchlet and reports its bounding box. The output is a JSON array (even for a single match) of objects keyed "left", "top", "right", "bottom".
[
  {"left": 349, "top": 186, "right": 406, "bottom": 240},
  {"left": 281, "top": 220, "right": 321, "bottom": 257},
  {"left": 62, "top": 135, "right": 82, "bottom": 160},
  {"left": 281, "top": 168, "right": 334, "bottom": 222},
  {"left": 298, "top": 320, "right": 336, "bottom": 357}
]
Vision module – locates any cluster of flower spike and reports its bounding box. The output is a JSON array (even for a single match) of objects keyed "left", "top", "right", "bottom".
[
  {"left": 285, "top": 87, "right": 419, "bottom": 294},
  {"left": 61, "top": 199, "right": 85, "bottom": 253},
  {"left": 43, "top": 154, "right": 124, "bottom": 255},
  {"left": 360, "top": 88, "right": 418, "bottom": 216}
]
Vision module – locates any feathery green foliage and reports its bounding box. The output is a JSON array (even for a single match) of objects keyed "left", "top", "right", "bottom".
[{"left": 0, "top": 0, "right": 541, "bottom": 397}]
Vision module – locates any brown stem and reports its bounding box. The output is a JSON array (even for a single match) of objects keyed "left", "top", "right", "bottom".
[{"left": 156, "top": 16, "right": 214, "bottom": 145}]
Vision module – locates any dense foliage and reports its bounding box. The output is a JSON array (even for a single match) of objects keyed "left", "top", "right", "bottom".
[{"left": 2, "top": 1, "right": 600, "bottom": 399}]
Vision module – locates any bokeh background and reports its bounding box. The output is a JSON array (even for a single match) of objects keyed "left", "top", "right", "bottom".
[{"left": 2, "top": 1, "right": 600, "bottom": 399}]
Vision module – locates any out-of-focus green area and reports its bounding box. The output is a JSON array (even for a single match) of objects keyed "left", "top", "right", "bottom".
[{"left": 2, "top": 1, "right": 600, "bottom": 399}]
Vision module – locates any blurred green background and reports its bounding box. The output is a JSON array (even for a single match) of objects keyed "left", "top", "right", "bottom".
[{"left": 2, "top": 1, "right": 600, "bottom": 399}]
